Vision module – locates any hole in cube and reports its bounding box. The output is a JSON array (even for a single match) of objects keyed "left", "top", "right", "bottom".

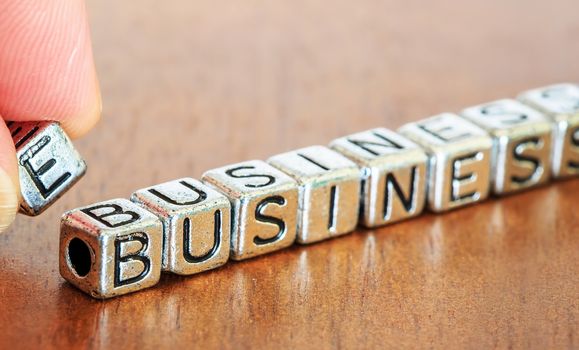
[{"left": 68, "top": 238, "right": 92, "bottom": 277}]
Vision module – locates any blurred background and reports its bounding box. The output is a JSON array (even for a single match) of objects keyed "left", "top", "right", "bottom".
[{"left": 84, "top": 0, "right": 579, "bottom": 197}]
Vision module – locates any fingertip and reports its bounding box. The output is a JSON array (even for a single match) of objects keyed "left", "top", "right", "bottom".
[
  {"left": 0, "top": 0, "right": 102, "bottom": 140},
  {"left": 0, "top": 121, "right": 19, "bottom": 234},
  {"left": 0, "top": 167, "right": 19, "bottom": 233},
  {"left": 60, "top": 78, "right": 102, "bottom": 139}
]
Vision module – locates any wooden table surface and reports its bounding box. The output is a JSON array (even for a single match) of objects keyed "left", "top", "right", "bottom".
[{"left": 1, "top": 0, "right": 578, "bottom": 349}]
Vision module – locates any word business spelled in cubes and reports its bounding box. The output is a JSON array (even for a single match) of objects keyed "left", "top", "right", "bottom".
[{"left": 58, "top": 83, "right": 579, "bottom": 298}]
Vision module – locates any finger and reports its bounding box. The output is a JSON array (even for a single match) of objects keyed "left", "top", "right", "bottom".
[
  {"left": 0, "top": 0, "right": 101, "bottom": 139},
  {"left": 0, "top": 120, "right": 19, "bottom": 233}
]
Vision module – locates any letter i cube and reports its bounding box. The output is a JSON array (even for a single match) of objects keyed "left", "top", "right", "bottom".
[{"left": 268, "top": 145, "right": 361, "bottom": 244}]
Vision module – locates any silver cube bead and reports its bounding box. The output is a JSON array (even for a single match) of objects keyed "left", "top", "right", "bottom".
[
  {"left": 202, "top": 160, "right": 298, "bottom": 260},
  {"left": 330, "top": 128, "right": 428, "bottom": 227},
  {"left": 131, "top": 178, "right": 230, "bottom": 275},
  {"left": 268, "top": 145, "right": 361, "bottom": 244},
  {"left": 59, "top": 198, "right": 163, "bottom": 299},
  {"left": 7, "top": 121, "right": 86, "bottom": 216},
  {"left": 518, "top": 83, "right": 579, "bottom": 178},
  {"left": 461, "top": 99, "right": 553, "bottom": 194},
  {"left": 398, "top": 113, "right": 492, "bottom": 212}
]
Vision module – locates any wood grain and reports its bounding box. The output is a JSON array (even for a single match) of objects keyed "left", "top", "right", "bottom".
[{"left": 1, "top": 0, "right": 578, "bottom": 348}]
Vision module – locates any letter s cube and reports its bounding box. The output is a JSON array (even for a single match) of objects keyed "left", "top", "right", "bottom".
[
  {"left": 461, "top": 99, "right": 553, "bottom": 194},
  {"left": 59, "top": 199, "right": 163, "bottom": 299},
  {"left": 518, "top": 83, "right": 579, "bottom": 179},
  {"left": 7, "top": 121, "right": 86, "bottom": 216},
  {"left": 202, "top": 160, "right": 299, "bottom": 260}
]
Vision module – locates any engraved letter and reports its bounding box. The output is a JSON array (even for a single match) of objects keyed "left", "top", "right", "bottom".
[
  {"left": 225, "top": 166, "right": 275, "bottom": 188},
  {"left": 81, "top": 204, "right": 140, "bottom": 228},
  {"left": 480, "top": 103, "right": 528, "bottom": 125},
  {"left": 383, "top": 167, "right": 418, "bottom": 219},
  {"left": 347, "top": 132, "right": 403, "bottom": 156},
  {"left": 568, "top": 127, "right": 579, "bottom": 170},
  {"left": 114, "top": 233, "right": 151, "bottom": 287},
  {"left": 147, "top": 180, "right": 207, "bottom": 206},
  {"left": 254, "top": 196, "right": 287, "bottom": 245},
  {"left": 182, "top": 210, "right": 222, "bottom": 263},
  {"left": 450, "top": 152, "right": 483, "bottom": 202},
  {"left": 417, "top": 119, "right": 471, "bottom": 142},
  {"left": 511, "top": 137, "right": 542, "bottom": 184}
]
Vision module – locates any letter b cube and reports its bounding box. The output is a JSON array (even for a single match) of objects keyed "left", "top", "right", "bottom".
[{"left": 59, "top": 199, "right": 163, "bottom": 299}]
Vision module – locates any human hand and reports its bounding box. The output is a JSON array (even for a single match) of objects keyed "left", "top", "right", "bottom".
[{"left": 0, "top": 0, "right": 100, "bottom": 232}]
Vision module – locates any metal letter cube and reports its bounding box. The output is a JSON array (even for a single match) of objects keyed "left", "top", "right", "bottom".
[
  {"left": 330, "top": 128, "right": 428, "bottom": 227},
  {"left": 518, "top": 83, "right": 579, "bottom": 178},
  {"left": 268, "top": 145, "right": 361, "bottom": 244},
  {"left": 131, "top": 178, "right": 230, "bottom": 275},
  {"left": 7, "top": 121, "right": 86, "bottom": 216},
  {"left": 461, "top": 99, "right": 553, "bottom": 194},
  {"left": 398, "top": 114, "right": 492, "bottom": 212},
  {"left": 202, "top": 160, "right": 298, "bottom": 260},
  {"left": 59, "top": 198, "right": 163, "bottom": 299}
]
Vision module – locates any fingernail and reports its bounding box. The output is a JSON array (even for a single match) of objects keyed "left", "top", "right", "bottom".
[{"left": 0, "top": 168, "right": 19, "bottom": 233}]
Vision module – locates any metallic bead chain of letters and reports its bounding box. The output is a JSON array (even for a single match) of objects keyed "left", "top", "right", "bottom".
[{"left": 58, "top": 83, "right": 579, "bottom": 299}]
